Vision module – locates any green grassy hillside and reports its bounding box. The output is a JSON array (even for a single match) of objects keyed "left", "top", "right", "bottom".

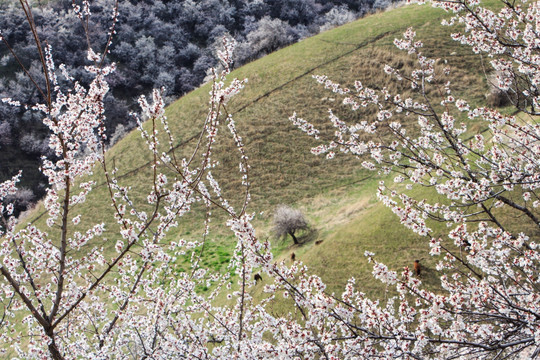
[{"left": 25, "top": 2, "right": 497, "bottom": 298}]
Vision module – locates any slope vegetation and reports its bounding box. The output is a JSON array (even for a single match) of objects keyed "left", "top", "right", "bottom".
[{"left": 26, "top": 3, "right": 495, "bottom": 297}]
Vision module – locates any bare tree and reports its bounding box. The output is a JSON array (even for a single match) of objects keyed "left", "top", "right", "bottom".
[{"left": 273, "top": 204, "right": 308, "bottom": 244}]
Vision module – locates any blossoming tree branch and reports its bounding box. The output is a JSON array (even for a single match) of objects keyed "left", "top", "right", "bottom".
[
  {"left": 0, "top": 0, "right": 538, "bottom": 358},
  {"left": 291, "top": 0, "right": 540, "bottom": 357}
]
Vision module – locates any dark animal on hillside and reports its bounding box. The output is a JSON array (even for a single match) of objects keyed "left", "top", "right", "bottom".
[
  {"left": 291, "top": 252, "right": 296, "bottom": 262},
  {"left": 254, "top": 273, "right": 262, "bottom": 283},
  {"left": 414, "top": 260, "right": 421, "bottom": 277},
  {"left": 315, "top": 240, "right": 323, "bottom": 245}
]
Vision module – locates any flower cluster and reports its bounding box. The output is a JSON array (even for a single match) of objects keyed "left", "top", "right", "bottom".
[{"left": 1, "top": 0, "right": 539, "bottom": 358}]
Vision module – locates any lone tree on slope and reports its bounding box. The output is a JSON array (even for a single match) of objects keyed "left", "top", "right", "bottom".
[{"left": 273, "top": 204, "right": 308, "bottom": 244}]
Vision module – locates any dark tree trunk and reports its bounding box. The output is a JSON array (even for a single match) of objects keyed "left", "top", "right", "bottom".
[
  {"left": 46, "top": 329, "right": 65, "bottom": 360},
  {"left": 48, "top": 343, "right": 64, "bottom": 360},
  {"left": 289, "top": 230, "right": 299, "bottom": 244}
]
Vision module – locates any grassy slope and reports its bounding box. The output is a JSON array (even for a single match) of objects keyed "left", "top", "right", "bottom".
[{"left": 24, "top": 3, "right": 496, "bottom": 298}]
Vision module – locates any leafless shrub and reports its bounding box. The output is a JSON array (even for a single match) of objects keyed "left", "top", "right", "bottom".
[
  {"left": 4, "top": 187, "right": 35, "bottom": 216},
  {"left": 19, "top": 133, "right": 50, "bottom": 154},
  {"left": 320, "top": 6, "right": 357, "bottom": 32},
  {"left": 108, "top": 123, "right": 129, "bottom": 148},
  {"left": 0, "top": 121, "right": 12, "bottom": 147}
]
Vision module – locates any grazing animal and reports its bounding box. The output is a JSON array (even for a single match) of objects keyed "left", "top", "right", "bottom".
[
  {"left": 315, "top": 240, "right": 323, "bottom": 245},
  {"left": 254, "top": 273, "right": 262, "bottom": 283},
  {"left": 414, "top": 260, "right": 421, "bottom": 276},
  {"left": 290, "top": 252, "right": 296, "bottom": 262}
]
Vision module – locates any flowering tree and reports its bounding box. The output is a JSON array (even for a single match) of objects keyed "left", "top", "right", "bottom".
[
  {"left": 0, "top": 1, "right": 259, "bottom": 358},
  {"left": 289, "top": 0, "right": 540, "bottom": 357},
  {"left": 273, "top": 205, "right": 309, "bottom": 244},
  {"left": 0, "top": 0, "right": 539, "bottom": 359}
]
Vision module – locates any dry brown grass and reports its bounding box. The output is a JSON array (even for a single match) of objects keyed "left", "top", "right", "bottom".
[{"left": 23, "top": 1, "right": 497, "bottom": 300}]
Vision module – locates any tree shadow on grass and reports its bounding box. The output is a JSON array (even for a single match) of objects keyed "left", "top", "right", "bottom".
[
  {"left": 297, "top": 227, "right": 319, "bottom": 245},
  {"left": 277, "top": 227, "right": 319, "bottom": 248}
]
